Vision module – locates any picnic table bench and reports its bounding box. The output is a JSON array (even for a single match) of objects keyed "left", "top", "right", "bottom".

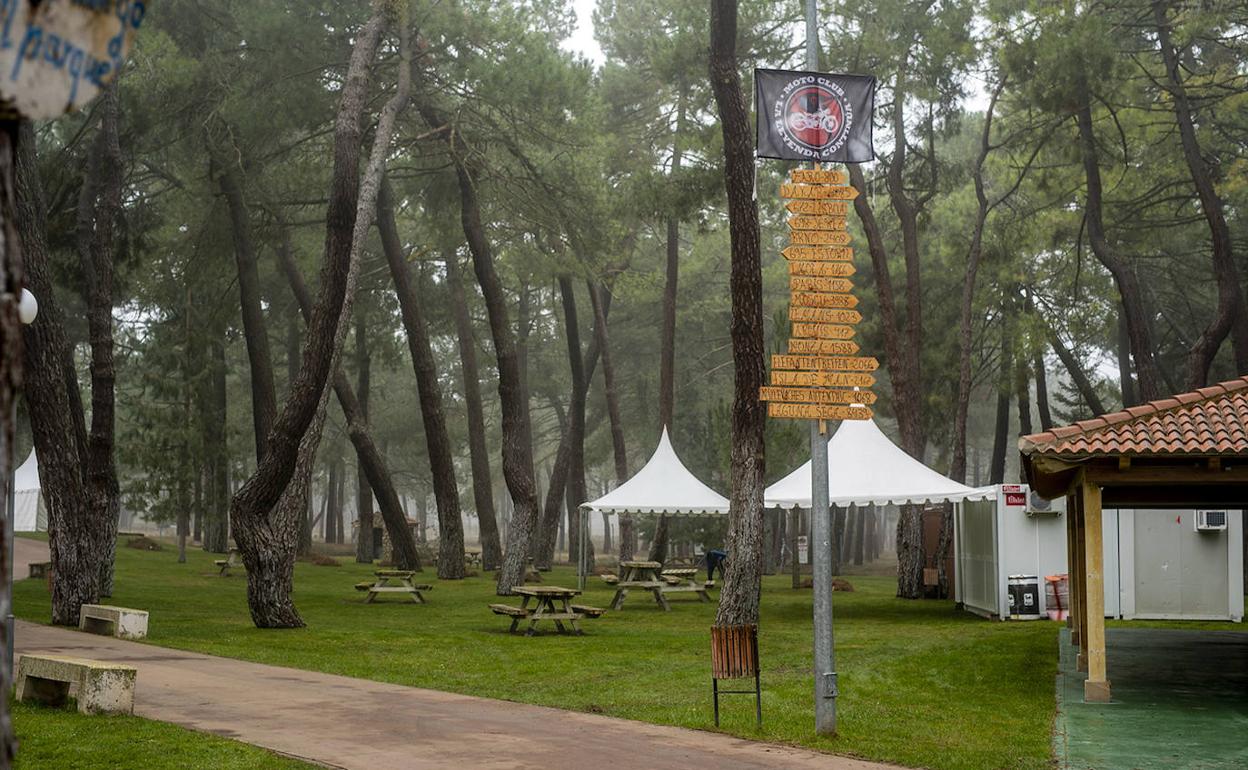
[
  {"left": 214, "top": 548, "right": 243, "bottom": 577},
  {"left": 356, "top": 570, "right": 432, "bottom": 604},
  {"left": 661, "top": 568, "right": 713, "bottom": 603},
  {"left": 609, "top": 560, "right": 670, "bottom": 611},
  {"left": 489, "top": 586, "right": 603, "bottom": 635}
]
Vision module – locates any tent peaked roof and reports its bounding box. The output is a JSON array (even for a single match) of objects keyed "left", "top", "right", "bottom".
[
  {"left": 765, "top": 414, "right": 990, "bottom": 508},
  {"left": 14, "top": 449, "right": 38, "bottom": 491},
  {"left": 582, "top": 428, "right": 729, "bottom": 516},
  {"left": 1019, "top": 375, "right": 1248, "bottom": 457}
]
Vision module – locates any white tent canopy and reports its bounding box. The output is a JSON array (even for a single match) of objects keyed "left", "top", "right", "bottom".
[
  {"left": 13, "top": 450, "right": 46, "bottom": 532},
  {"left": 765, "top": 416, "right": 992, "bottom": 509},
  {"left": 582, "top": 428, "right": 729, "bottom": 517}
]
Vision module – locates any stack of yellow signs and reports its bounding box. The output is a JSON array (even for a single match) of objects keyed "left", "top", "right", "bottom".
[{"left": 760, "top": 168, "right": 876, "bottom": 421}]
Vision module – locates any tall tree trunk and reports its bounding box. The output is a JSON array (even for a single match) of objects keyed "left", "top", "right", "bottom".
[
  {"left": 558, "top": 277, "right": 593, "bottom": 572},
  {"left": 1074, "top": 75, "right": 1164, "bottom": 401},
  {"left": 709, "top": 0, "right": 767, "bottom": 627},
  {"left": 0, "top": 116, "right": 19, "bottom": 770},
  {"left": 1117, "top": 311, "right": 1137, "bottom": 407},
  {"left": 1015, "top": 353, "right": 1033, "bottom": 437},
  {"left": 76, "top": 85, "right": 123, "bottom": 597},
  {"left": 1046, "top": 323, "right": 1107, "bottom": 416},
  {"left": 230, "top": 9, "right": 395, "bottom": 627},
  {"left": 217, "top": 163, "right": 276, "bottom": 463},
  {"left": 990, "top": 345, "right": 1011, "bottom": 485},
  {"left": 202, "top": 335, "right": 229, "bottom": 552},
  {"left": 415, "top": 91, "right": 539, "bottom": 594},
  {"left": 538, "top": 409, "right": 573, "bottom": 569},
  {"left": 353, "top": 309, "right": 373, "bottom": 562},
  {"left": 291, "top": 312, "right": 313, "bottom": 557},
  {"left": 586, "top": 282, "right": 633, "bottom": 559},
  {"left": 1153, "top": 1, "right": 1248, "bottom": 384},
  {"left": 377, "top": 178, "right": 465, "bottom": 578},
  {"left": 1034, "top": 348, "right": 1053, "bottom": 431},
  {"left": 951, "top": 80, "right": 1004, "bottom": 483},
  {"left": 276, "top": 226, "right": 421, "bottom": 570},
  {"left": 444, "top": 249, "right": 502, "bottom": 569},
  {"left": 853, "top": 507, "right": 865, "bottom": 566},
  {"left": 16, "top": 121, "right": 99, "bottom": 625},
  {"left": 326, "top": 460, "right": 339, "bottom": 545}
]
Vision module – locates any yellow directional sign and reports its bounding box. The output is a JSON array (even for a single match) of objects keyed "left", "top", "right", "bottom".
[
  {"left": 788, "top": 323, "right": 856, "bottom": 340},
  {"left": 771, "top": 354, "right": 879, "bottom": 371},
  {"left": 789, "top": 216, "right": 848, "bottom": 231},
  {"left": 791, "top": 307, "right": 862, "bottom": 324},
  {"left": 791, "top": 293, "right": 858, "bottom": 309},
  {"left": 788, "top": 339, "right": 860, "bottom": 356},
  {"left": 788, "top": 261, "right": 855, "bottom": 277},
  {"left": 771, "top": 370, "right": 877, "bottom": 388},
  {"left": 782, "top": 246, "right": 854, "bottom": 262},
  {"left": 786, "top": 199, "right": 852, "bottom": 216},
  {"left": 768, "top": 402, "right": 873, "bottom": 420},
  {"left": 780, "top": 183, "right": 861, "bottom": 200},
  {"left": 790, "top": 277, "right": 853, "bottom": 293},
  {"left": 759, "top": 387, "right": 878, "bottom": 405},
  {"left": 789, "top": 169, "right": 849, "bottom": 185},
  {"left": 790, "top": 230, "right": 853, "bottom": 246}
]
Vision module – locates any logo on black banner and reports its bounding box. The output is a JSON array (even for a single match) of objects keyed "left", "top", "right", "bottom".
[{"left": 772, "top": 76, "right": 855, "bottom": 158}]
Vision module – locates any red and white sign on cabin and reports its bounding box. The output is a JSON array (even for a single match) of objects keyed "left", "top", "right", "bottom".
[{"left": 1002, "top": 484, "right": 1027, "bottom": 511}]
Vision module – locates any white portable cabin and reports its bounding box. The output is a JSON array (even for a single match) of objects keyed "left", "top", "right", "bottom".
[{"left": 954, "top": 484, "right": 1244, "bottom": 621}]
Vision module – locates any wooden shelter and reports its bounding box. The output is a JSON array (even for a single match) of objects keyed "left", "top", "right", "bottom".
[{"left": 1020, "top": 376, "right": 1248, "bottom": 702}]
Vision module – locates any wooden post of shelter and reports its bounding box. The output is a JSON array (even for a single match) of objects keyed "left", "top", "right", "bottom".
[{"left": 1079, "top": 472, "right": 1110, "bottom": 702}]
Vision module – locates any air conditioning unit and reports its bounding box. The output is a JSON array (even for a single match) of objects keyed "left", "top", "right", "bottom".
[
  {"left": 1025, "top": 491, "right": 1060, "bottom": 518},
  {"left": 1195, "top": 510, "right": 1228, "bottom": 532}
]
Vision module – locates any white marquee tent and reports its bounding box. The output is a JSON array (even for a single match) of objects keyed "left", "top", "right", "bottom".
[
  {"left": 765, "top": 415, "right": 992, "bottom": 509},
  {"left": 13, "top": 450, "right": 46, "bottom": 532},
  {"left": 578, "top": 428, "right": 728, "bottom": 586}
]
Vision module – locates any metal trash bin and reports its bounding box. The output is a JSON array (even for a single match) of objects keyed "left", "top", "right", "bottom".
[{"left": 1008, "top": 574, "right": 1042, "bottom": 620}]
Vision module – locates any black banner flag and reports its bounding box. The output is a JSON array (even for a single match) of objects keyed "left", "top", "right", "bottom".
[{"left": 755, "top": 68, "right": 875, "bottom": 163}]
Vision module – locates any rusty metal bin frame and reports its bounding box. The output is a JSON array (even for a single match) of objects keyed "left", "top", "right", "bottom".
[{"left": 710, "top": 623, "right": 761, "bottom": 726}]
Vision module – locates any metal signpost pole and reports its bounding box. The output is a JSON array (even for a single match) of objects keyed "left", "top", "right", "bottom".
[{"left": 805, "top": 0, "right": 838, "bottom": 736}]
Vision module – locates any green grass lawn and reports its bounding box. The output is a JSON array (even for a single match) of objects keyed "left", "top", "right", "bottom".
[
  {"left": 10, "top": 700, "right": 314, "bottom": 769},
  {"left": 15, "top": 541, "right": 1060, "bottom": 770}
]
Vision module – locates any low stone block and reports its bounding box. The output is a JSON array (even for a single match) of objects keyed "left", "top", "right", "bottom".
[
  {"left": 15, "top": 654, "right": 136, "bottom": 715},
  {"left": 79, "top": 604, "right": 149, "bottom": 640}
]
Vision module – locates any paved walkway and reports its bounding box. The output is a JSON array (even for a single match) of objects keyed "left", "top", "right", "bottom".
[
  {"left": 13, "top": 537, "right": 50, "bottom": 578},
  {"left": 1055, "top": 627, "right": 1248, "bottom": 769},
  {"left": 16, "top": 621, "right": 897, "bottom": 770}
]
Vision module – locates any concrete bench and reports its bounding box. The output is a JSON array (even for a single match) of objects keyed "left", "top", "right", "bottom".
[
  {"left": 79, "top": 604, "right": 149, "bottom": 641},
  {"left": 28, "top": 561, "right": 51, "bottom": 580},
  {"left": 16, "top": 654, "right": 136, "bottom": 715}
]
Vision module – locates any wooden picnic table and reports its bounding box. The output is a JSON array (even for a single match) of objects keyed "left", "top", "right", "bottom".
[
  {"left": 214, "top": 548, "right": 243, "bottom": 577},
  {"left": 357, "top": 570, "right": 432, "bottom": 604},
  {"left": 610, "top": 560, "right": 670, "bottom": 611},
  {"left": 488, "top": 586, "right": 604, "bottom": 636},
  {"left": 466, "top": 550, "right": 482, "bottom": 566},
  {"left": 661, "top": 568, "right": 713, "bottom": 603}
]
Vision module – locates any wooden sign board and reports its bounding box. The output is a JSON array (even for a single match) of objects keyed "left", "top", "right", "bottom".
[
  {"left": 782, "top": 246, "right": 853, "bottom": 262},
  {"left": 771, "top": 354, "right": 879, "bottom": 371},
  {"left": 790, "top": 276, "right": 853, "bottom": 293},
  {"left": 790, "top": 230, "right": 852, "bottom": 246},
  {"left": 768, "top": 402, "right": 873, "bottom": 420},
  {"left": 780, "top": 183, "right": 860, "bottom": 200},
  {"left": 0, "top": 0, "right": 147, "bottom": 119},
  {"left": 788, "top": 261, "right": 855, "bottom": 277},
  {"left": 791, "top": 307, "right": 862, "bottom": 324},
  {"left": 786, "top": 200, "right": 851, "bottom": 216},
  {"left": 788, "top": 323, "right": 855, "bottom": 340},
  {"left": 789, "top": 168, "right": 848, "bottom": 185},
  {"left": 760, "top": 387, "right": 877, "bottom": 405},
  {"left": 789, "top": 215, "right": 848, "bottom": 231},
  {"left": 791, "top": 291, "right": 857, "bottom": 308},
  {"left": 771, "top": 370, "right": 876, "bottom": 388},
  {"left": 788, "top": 338, "right": 859, "bottom": 356}
]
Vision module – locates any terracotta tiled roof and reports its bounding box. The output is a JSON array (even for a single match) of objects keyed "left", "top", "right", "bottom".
[{"left": 1019, "top": 376, "right": 1248, "bottom": 456}]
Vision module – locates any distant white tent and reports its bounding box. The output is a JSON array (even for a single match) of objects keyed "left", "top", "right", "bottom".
[
  {"left": 13, "top": 450, "right": 46, "bottom": 532},
  {"left": 765, "top": 415, "right": 992, "bottom": 509},
  {"left": 582, "top": 428, "right": 729, "bottom": 517}
]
